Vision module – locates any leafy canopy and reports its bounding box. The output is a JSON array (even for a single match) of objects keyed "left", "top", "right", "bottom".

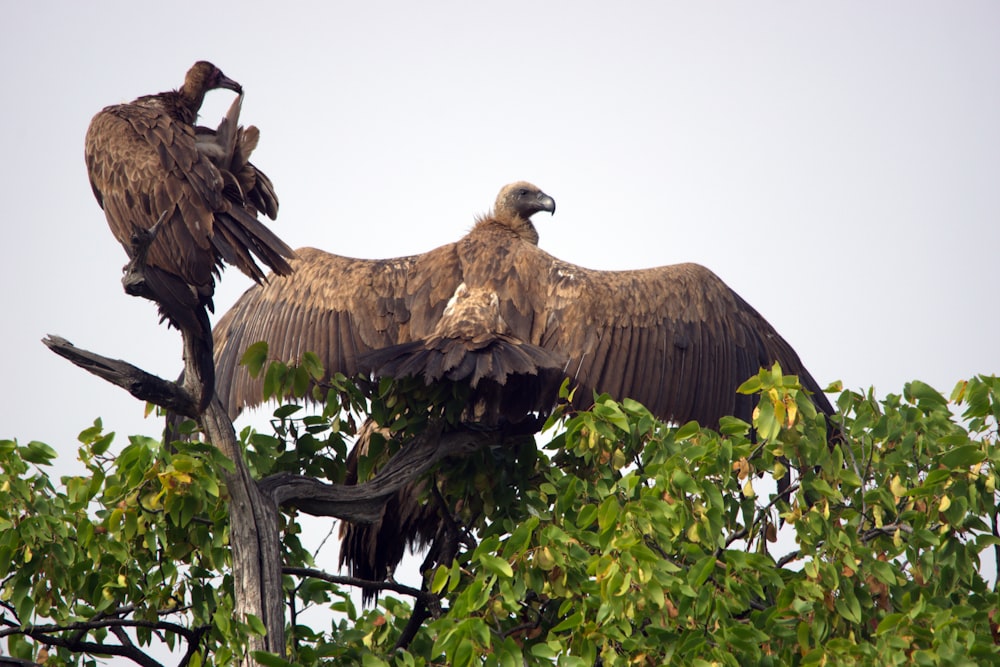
[{"left": 2, "top": 364, "right": 999, "bottom": 666}]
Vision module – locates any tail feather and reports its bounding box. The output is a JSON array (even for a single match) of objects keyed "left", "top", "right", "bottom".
[
  {"left": 359, "top": 336, "right": 568, "bottom": 427},
  {"left": 212, "top": 207, "right": 295, "bottom": 281}
]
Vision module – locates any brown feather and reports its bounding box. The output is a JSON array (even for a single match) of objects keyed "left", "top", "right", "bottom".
[
  {"left": 212, "top": 247, "right": 423, "bottom": 416},
  {"left": 86, "top": 62, "right": 295, "bottom": 410},
  {"left": 213, "top": 181, "right": 832, "bottom": 424},
  {"left": 195, "top": 95, "right": 279, "bottom": 222},
  {"left": 85, "top": 61, "right": 295, "bottom": 329},
  {"left": 338, "top": 421, "right": 440, "bottom": 605},
  {"left": 211, "top": 181, "right": 833, "bottom": 599}
]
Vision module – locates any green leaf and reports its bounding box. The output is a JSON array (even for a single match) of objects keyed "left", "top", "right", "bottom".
[
  {"left": 905, "top": 380, "right": 948, "bottom": 406},
  {"left": 431, "top": 563, "right": 450, "bottom": 594},
  {"left": 939, "top": 445, "right": 986, "bottom": 469},
  {"left": 875, "top": 613, "right": 906, "bottom": 635},
  {"left": 7, "top": 634, "right": 32, "bottom": 661},
  {"left": 737, "top": 375, "right": 762, "bottom": 395},
  {"left": 21, "top": 440, "right": 57, "bottom": 465},
  {"left": 497, "top": 639, "right": 525, "bottom": 667},
  {"left": 479, "top": 554, "right": 513, "bottom": 578},
  {"left": 246, "top": 613, "right": 267, "bottom": 636},
  {"left": 718, "top": 416, "right": 750, "bottom": 436},
  {"left": 272, "top": 404, "right": 302, "bottom": 419},
  {"left": 77, "top": 419, "right": 104, "bottom": 443},
  {"left": 502, "top": 516, "right": 538, "bottom": 558},
  {"left": 453, "top": 639, "right": 474, "bottom": 667},
  {"left": 250, "top": 651, "right": 296, "bottom": 667},
  {"left": 240, "top": 341, "right": 269, "bottom": 377},
  {"left": 576, "top": 504, "right": 599, "bottom": 529},
  {"left": 262, "top": 361, "right": 287, "bottom": 401},
  {"left": 91, "top": 431, "right": 115, "bottom": 456},
  {"left": 595, "top": 399, "right": 631, "bottom": 431},
  {"left": 674, "top": 421, "right": 701, "bottom": 441},
  {"left": 530, "top": 643, "right": 558, "bottom": 659},
  {"left": 551, "top": 610, "right": 584, "bottom": 633},
  {"left": 361, "top": 655, "right": 391, "bottom": 667},
  {"left": 690, "top": 555, "right": 716, "bottom": 588},
  {"left": 13, "top": 578, "right": 33, "bottom": 622},
  {"left": 293, "top": 364, "right": 311, "bottom": 397},
  {"left": 834, "top": 586, "right": 862, "bottom": 623},
  {"left": 870, "top": 560, "right": 898, "bottom": 586},
  {"left": 301, "top": 351, "right": 325, "bottom": 380},
  {"left": 597, "top": 496, "right": 619, "bottom": 533}
]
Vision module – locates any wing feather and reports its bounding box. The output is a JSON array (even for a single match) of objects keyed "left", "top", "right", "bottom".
[
  {"left": 491, "top": 244, "right": 834, "bottom": 427},
  {"left": 213, "top": 207, "right": 831, "bottom": 426},
  {"left": 212, "top": 246, "right": 465, "bottom": 417}
]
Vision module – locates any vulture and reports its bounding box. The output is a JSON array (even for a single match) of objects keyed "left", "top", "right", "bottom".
[
  {"left": 213, "top": 181, "right": 832, "bottom": 424},
  {"left": 211, "top": 181, "right": 835, "bottom": 599},
  {"left": 85, "top": 61, "right": 295, "bottom": 409}
]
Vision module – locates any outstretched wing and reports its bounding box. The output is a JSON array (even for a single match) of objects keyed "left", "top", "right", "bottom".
[
  {"left": 545, "top": 259, "right": 833, "bottom": 426},
  {"left": 212, "top": 244, "right": 464, "bottom": 417},
  {"left": 213, "top": 220, "right": 831, "bottom": 426},
  {"left": 493, "top": 244, "right": 832, "bottom": 427}
]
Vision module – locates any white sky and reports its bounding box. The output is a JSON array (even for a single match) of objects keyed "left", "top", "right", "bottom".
[
  {"left": 1, "top": 2, "right": 998, "bottom": 650},
  {"left": 5, "top": 1, "right": 998, "bottom": 453}
]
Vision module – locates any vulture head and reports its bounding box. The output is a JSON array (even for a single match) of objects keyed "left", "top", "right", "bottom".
[
  {"left": 185, "top": 60, "right": 242, "bottom": 95},
  {"left": 175, "top": 61, "right": 243, "bottom": 122},
  {"left": 489, "top": 181, "right": 556, "bottom": 245}
]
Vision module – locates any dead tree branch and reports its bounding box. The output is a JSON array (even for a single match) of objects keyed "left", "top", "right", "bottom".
[
  {"left": 283, "top": 567, "right": 432, "bottom": 604},
  {"left": 260, "top": 426, "right": 495, "bottom": 521},
  {"left": 41, "top": 335, "right": 198, "bottom": 418}
]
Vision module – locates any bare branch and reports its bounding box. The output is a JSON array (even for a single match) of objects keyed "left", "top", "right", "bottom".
[
  {"left": 0, "top": 657, "right": 44, "bottom": 667},
  {"left": 5, "top": 617, "right": 186, "bottom": 667},
  {"left": 861, "top": 522, "right": 917, "bottom": 543},
  {"left": 260, "top": 426, "right": 496, "bottom": 522},
  {"left": 284, "top": 566, "right": 432, "bottom": 603},
  {"left": 0, "top": 617, "right": 192, "bottom": 643},
  {"left": 776, "top": 550, "right": 801, "bottom": 568},
  {"left": 41, "top": 335, "right": 199, "bottom": 418},
  {"left": 178, "top": 626, "right": 210, "bottom": 667}
]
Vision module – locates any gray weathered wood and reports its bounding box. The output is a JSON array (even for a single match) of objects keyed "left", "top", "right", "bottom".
[
  {"left": 44, "top": 331, "right": 480, "bottom": 663},
  {"left": 260, "top": 426, "right": 494, "bottom": 521}
]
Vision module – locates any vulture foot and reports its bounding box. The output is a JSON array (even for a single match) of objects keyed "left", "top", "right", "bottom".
[{"left": 121, "top": 209, "right": 170, "bottom": 301}]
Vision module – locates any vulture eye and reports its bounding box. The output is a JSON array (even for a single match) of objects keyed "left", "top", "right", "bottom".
[{"left": 517, "top": 188, "right": 529, "bottom": 197}]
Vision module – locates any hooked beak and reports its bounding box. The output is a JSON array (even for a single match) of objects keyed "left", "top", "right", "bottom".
[
  {"left": 218, "top": 72, "right": 243, "bottom": 95},
  {"left": 536, "top": 192, "right": 556, "bottom": 216}
]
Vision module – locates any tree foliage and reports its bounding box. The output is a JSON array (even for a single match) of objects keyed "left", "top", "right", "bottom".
[{"left": 2, "top": 367, "right": 1000, "bottom": 666}]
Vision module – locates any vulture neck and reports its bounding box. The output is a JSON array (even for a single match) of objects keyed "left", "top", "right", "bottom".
[
  {"left": 136, "top": 88, "right": 203, "bottom": 125},
  {"left": 474, "top": 213, "right": 539, "bottom": 246}
]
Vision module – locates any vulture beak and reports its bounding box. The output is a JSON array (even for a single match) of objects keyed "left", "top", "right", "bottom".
[
  {"left": 218, "top": 72, "right": 243, "bottom": 95},
  {"left": 536, "top": 191, "right": 556, "bottom": 216}
]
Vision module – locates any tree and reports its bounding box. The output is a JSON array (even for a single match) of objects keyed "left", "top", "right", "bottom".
[{"left": 2, "top": 357, "right": 999, "bottom": 666}]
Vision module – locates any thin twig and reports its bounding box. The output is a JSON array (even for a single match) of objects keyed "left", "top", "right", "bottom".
[{"left": 282, "top": 566, "right": 434, "bottom": 604}]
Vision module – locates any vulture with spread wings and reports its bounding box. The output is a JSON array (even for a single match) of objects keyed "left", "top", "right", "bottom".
[
  {"left": 85, "top": 61, "right": 294, "bottom": 408},
  {"left": 212, "top": 180, "right": 834, "bottom": 602},
  {"left": 214, "top": 181, "right": 832, "bottom": 425}
]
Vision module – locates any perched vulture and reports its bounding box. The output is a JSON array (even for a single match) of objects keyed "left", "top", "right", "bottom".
[
  {"left": 211, "top": 181, "right": 834, "bottom": 598},
  {"left": 85, "top": 61, "right": 294, "bottom": 409},
  {"left": 214, "top": 181, "right": 832, "bottom": 424}
]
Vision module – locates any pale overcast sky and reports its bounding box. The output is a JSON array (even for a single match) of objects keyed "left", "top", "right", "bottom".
[
  {"left": 2, "top": 2, "right": 999, "bottom": 662},
  {"left": 3, "top": 3, "right": 998, "bottom": 481}
]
